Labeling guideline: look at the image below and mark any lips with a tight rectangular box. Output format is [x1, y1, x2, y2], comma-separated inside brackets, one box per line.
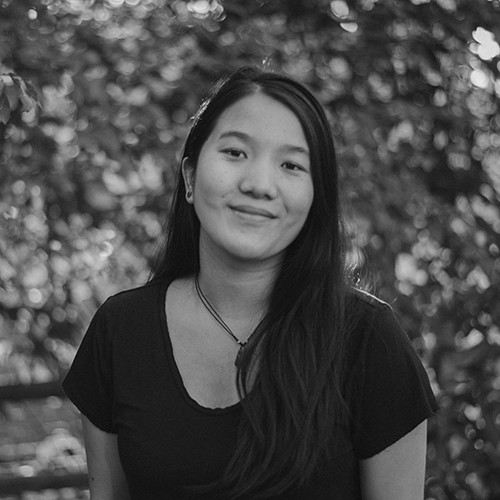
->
[230, 204, 277, 219]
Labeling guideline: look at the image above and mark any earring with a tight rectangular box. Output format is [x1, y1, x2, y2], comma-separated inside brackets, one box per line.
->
[186, 189, 193, 202]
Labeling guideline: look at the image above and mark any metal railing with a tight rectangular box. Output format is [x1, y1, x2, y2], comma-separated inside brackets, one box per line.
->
[0, 378, 89, 497]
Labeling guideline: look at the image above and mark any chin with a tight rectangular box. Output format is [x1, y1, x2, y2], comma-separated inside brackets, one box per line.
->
[225, 246, 284, 265]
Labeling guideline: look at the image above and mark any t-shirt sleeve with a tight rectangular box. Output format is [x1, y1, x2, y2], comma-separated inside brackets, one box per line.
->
[350, 303, 439, 459]
[62, 305, 116, 433]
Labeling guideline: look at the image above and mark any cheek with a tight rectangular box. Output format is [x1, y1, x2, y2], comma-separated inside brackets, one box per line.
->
[293, 184, 314, 221]
[198, 176, 224, 201]
[291, 192, 314, 242]
[193, 166, 231, 209]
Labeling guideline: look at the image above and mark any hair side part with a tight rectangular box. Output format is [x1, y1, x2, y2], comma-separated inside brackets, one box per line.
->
[149, 66, 356, 498]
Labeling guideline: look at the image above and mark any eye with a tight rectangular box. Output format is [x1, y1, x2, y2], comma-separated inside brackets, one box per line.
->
[221, 148, 246, 159]
[282, 161, 306, 172]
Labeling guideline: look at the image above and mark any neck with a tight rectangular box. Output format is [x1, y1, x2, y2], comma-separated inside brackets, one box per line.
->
[196, 252, 278, 323]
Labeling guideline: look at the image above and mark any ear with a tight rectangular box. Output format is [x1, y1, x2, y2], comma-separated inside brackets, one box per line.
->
[181, 157, 195, 204]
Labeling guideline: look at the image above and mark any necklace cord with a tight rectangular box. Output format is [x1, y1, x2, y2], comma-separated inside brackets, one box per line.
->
[194, 274, 247, 348]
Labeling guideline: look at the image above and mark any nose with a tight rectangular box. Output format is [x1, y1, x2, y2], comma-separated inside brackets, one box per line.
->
[239, 156, 278, 199]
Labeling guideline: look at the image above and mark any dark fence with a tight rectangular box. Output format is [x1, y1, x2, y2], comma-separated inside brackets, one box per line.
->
[0, 378, 89, 497]
[0, 473, 88, 497]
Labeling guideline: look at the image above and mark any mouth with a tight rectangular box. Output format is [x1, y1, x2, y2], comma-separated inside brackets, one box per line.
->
[230, 205, 277, 219]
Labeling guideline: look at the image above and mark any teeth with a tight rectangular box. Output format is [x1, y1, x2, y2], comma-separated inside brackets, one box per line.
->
[233, 206, 273, 218]
[237, 209, 268, 217]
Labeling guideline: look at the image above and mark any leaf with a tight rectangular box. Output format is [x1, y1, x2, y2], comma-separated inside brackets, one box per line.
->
[17, 77, 41, 111]
[0, 74, 41, 125]
[0, 74, 14, 86]
[4, 78, 20, 110]
[0, 94, 11, 124]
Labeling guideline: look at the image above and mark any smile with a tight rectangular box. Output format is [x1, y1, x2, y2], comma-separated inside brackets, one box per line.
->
[230, 205, 277, 219]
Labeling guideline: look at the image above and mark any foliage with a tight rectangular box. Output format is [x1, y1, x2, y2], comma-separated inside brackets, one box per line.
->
[0, 73, 40, 128]
[1, 0, 500, 498]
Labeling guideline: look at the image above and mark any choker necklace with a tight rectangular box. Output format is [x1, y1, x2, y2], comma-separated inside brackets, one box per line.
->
[194, 273, 249, 367]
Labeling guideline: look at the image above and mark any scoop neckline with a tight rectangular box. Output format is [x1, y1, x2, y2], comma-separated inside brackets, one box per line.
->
[157, 278, 243, 415]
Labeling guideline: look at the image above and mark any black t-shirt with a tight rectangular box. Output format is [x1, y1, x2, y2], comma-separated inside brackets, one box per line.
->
[63, 280, 439, 499]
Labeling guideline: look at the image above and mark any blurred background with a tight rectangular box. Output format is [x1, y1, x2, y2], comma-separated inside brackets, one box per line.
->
[0, 0, 499, 498]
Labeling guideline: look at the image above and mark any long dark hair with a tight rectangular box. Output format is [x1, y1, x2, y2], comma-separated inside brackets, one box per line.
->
[149, 67, 354, 498]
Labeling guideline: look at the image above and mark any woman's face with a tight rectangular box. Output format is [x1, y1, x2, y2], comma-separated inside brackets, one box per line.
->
[184, 93, 314, 267]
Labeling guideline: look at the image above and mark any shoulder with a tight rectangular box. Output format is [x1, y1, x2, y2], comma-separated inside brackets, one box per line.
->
[346, 288, 411, 357]
[98, 281, 165, 318]
[349, 288, 392, 313]
[90, 281, 167, 345]
[82, 281, 169, 360]
[347, 288, 396, 335]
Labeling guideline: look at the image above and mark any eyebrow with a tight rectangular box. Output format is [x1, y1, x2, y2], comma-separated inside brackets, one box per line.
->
[217, 131, 310, 157]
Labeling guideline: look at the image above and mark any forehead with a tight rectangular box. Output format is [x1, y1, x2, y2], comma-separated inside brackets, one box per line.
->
[208, 93, 308, 149]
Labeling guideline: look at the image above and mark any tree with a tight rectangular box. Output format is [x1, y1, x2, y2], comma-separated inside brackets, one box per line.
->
[1, 0, 499, 497]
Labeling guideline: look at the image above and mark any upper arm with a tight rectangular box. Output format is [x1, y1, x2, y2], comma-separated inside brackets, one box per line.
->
[82, 415, 130, 500]
[359, 420, 428, 500]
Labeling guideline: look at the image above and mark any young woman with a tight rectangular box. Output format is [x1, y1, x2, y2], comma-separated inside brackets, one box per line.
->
[63, 67, 439, 499]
